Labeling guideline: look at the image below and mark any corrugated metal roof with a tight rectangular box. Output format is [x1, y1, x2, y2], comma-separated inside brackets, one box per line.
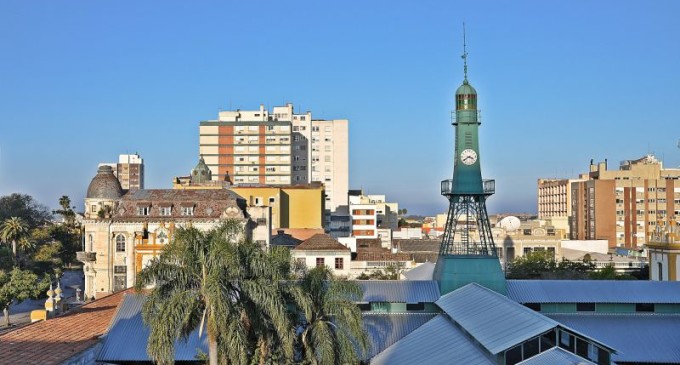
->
[549, 314, 680, 364]
[370, 315, 494, 365]
[507, 280, 680, 304]
[362, 313, 437, 360]
[97, 294, 208, 362]
[402, 262, 435, 281]
[436, 283, 559, 355]
[517, 347, 595, 365]
[357, 280, 440, 303]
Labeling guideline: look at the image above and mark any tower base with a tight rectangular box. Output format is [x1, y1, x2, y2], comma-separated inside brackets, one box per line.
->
[433, 255, 507, 295]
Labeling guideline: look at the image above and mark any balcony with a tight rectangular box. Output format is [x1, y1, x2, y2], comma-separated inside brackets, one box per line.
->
[76, 251, 96, 263]
[441, 179, 495, 196]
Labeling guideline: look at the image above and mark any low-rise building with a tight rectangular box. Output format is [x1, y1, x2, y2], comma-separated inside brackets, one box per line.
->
[291, 234, 351, 277]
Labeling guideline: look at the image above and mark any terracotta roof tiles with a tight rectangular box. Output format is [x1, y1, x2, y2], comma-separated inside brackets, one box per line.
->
[0, 289, 129, 365]
[293, 234, 350, 251]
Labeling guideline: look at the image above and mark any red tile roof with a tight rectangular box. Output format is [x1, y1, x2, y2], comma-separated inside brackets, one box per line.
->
[273, 228, 325, 241]
[294, 234, 350, 251]
[0, 289, 128, 365]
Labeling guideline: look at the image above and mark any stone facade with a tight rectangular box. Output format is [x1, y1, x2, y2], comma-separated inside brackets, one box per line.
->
[80, 167, 270, 299]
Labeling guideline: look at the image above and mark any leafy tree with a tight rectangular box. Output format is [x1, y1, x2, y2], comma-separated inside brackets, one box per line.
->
[506, 251, 595, 279]
[295, 266, 368, 365]
[0, 268, 50, 327]
[589, 264, 636, 280]
[0, 217, 28, 258]
[53, 195, 76, 226]
[0, 193, 51, 229]
[135, 220, 294, 365]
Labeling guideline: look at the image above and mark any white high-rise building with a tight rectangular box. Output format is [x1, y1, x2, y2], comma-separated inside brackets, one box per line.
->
[199, 103, 348, 212]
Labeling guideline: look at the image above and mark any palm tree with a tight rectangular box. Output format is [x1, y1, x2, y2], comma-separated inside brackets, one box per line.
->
[0, 217, 28, 258]
[135, 220, 294, 365]
[296, 266, 369, 365]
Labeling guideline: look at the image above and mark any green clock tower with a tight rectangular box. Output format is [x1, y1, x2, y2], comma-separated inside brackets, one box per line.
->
[433, 31, 507, 295]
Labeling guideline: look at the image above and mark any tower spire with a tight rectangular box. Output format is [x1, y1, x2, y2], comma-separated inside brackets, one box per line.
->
[462, 22, 468, 83]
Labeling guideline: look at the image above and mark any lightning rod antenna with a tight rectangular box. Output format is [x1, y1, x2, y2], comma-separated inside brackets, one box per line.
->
[462, 22, 468, 83]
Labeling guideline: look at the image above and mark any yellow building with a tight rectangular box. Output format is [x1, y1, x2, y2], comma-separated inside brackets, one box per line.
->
[230, 183, 325, 230]
[647, 222, 680, 281]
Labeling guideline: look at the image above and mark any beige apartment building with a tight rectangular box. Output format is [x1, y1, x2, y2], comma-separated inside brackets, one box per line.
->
[198, 103, 348, 212]
[99, 153, 144, 190]
[570, 155, 680, 249]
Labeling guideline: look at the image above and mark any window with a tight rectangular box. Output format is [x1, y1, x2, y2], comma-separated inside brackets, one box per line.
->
[88, 234, 93, 252]
[91, 205, 97, 213]
[182, 206, 194, 216]
[406, 302, 425, 311]
[159, 206, 172, 216]
[524, 303, 541, 311]
[137, 206, 150, 216]
[113, 266, 127, 291]
[636, 303, 655, 312]
[296, 258, 306, 267]
[576, 303, 596, 312]
[312, 126, 319, 132]
[269, 197, 276, 204]
[115, 235, 126, 252]
[357, 303, 371, 311]
[335, 257, 344, 270]
[316, 257, 325, 267]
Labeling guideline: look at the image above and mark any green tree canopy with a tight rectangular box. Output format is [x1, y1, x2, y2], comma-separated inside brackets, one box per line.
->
[0, 267, 50, 327]
[0, 217, 28, 258]
[0, 194, 52, 229]
[136, 220, 295, 365]
[296, 266, 369, 365]
[506, 251, 595, 279]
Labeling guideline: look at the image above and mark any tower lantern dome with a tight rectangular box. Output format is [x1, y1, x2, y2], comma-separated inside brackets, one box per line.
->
[455, 81, 477, 110]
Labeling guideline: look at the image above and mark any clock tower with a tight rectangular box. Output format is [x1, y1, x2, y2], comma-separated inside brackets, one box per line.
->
[433, 31, 507, 295]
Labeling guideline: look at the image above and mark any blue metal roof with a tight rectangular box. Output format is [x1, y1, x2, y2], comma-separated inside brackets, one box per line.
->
[436, 283, 560, 355]
[370, 315, 495, 365]
[362, 313, 437, 360]
[549, 314, 680, 364]
[516, 347, 595, 365]
[507, 280, 680, 304]
[357, 280, 440, 303]
[402, 262, 435, 281]
[97, 294, 208, 362]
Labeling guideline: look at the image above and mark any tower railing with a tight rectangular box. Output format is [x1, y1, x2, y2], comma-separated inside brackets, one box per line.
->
[441, 179, 495, 196]
[450, 110, 482, 125]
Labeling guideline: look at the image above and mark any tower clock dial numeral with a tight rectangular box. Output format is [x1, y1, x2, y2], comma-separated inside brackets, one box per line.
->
[460, 149, 478, 165]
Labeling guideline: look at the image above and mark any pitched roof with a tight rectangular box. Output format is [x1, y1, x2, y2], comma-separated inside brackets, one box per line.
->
[357, 280, 440, 303]
[0, 290, 128, 365]
[436, 283, 560, 355]
[507, 280, 680, 304]
[402, 262, 435, 281]
[98, 293, 208, 362]
[113, 189, 246, 219]
[293, 234, 350, 251]
[516, 347, 595, 365]
[362, 313, 437, 360]
[549, 314, 680, 364]
[274, 228, 325, 241]
[370, 315, 495, 365]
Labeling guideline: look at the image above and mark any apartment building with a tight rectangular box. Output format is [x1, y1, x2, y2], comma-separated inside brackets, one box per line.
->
[199, 103, 348, 212]
[570, 155, 680, 249]
[98, 153, 144, 190]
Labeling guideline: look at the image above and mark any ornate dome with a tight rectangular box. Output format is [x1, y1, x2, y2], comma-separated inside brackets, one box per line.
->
[190, 156, 212, 184]
[86, 165, 124, 199]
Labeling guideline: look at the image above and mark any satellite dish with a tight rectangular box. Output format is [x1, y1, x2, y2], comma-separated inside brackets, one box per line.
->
[499, 216, 521, 232]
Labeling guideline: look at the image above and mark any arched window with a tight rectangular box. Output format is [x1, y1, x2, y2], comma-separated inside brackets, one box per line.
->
[116, 234, 126, 252]
[88, 234, 93, 252]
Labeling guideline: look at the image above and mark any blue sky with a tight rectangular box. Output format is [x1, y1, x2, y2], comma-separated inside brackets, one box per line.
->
[1, 1, 679, 215]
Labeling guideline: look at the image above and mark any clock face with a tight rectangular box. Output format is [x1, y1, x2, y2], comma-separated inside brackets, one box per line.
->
[460, 149, 478, 165]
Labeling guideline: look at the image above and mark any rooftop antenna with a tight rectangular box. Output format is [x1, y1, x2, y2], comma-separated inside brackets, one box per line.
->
[462, 22, 469, 83]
